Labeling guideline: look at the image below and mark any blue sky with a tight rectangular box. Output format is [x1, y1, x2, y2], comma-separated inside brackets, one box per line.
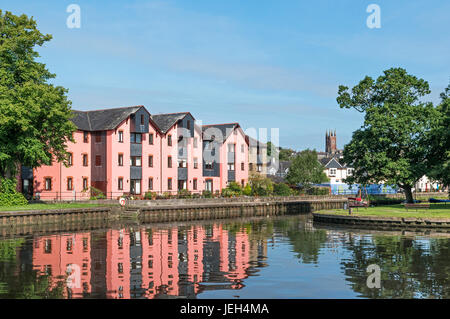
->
[2, 0, 449, 151]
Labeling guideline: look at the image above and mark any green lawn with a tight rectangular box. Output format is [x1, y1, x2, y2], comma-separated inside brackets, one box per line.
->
[0, 203, 111, 212]
[315, 204, 450, 219]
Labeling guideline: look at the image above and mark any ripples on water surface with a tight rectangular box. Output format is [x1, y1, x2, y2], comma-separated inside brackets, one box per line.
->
[0, 214, 449, 299]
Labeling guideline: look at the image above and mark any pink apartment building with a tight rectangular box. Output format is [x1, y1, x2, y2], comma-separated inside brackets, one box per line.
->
[202, 123, 249, 193]
[21, 105, 249, 200]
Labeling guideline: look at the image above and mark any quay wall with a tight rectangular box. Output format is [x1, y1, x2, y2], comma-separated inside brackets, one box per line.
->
[0, 199, 346, 230]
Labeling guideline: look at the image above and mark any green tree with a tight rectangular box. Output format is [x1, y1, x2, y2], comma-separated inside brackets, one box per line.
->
[426, 83, 450, 191]
[249, 173, 273, 196]
[286, 149, 328, 188]
[273, 183, 293, 196]
[0, 11, 76, 180]
[337, 68, 440, 203]
[279, 147, 295, 161]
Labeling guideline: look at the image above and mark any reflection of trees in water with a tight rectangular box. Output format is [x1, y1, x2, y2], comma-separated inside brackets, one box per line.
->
[341, 235, 450, 298]
[272, 217, 328, 264]
[0, 238, 64, 299]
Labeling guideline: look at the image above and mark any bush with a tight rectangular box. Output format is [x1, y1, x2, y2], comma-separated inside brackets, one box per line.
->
[221, 182, 242, 197]
[306, 187, 329, 195]
[202, 190, 213, 198]
[144, 191, 157, 200]
[177, 189, 192, 199]
[242, 184, 252, 196]
[249, 173, 273, 197]
[89, 187, 106, 200]
[0, 178, 28, 207]
[273, 183, 293, 196]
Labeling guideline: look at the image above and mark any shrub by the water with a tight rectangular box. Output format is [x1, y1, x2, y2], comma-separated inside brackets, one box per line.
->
[0, 178, 28, 207]
[273, 183, 293, 196]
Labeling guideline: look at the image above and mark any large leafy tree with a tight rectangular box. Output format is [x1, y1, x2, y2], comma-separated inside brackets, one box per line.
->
[286, 149, 329, 187]
[337, 68, 440, 203]
[426, 84, 450, 191]
[0, 11, 75, 180]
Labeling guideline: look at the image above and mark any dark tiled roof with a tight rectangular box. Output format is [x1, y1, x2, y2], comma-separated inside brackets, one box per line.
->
[71, 106, 144, 131]
[151, 112, 190, 133]
[246, 135, 267, 148]
[202, 123, 239, 142]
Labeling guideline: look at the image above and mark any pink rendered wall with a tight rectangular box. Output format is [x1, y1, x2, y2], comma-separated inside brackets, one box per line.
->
[187, 127, 203, 193]
[160, 125, 178, 194]
[33, 130, 91, 200]
[142, 123, 162, 194]
[108, 119, 131, 198]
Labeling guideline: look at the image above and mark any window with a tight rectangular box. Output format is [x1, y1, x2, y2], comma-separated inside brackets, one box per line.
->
[205, 162, 213, 170]
[241, 179, 245, 187]
[347, 168, 353, 175]
[168, 178, 172, 190]
[82, 154, 88, 166]
[241, 144, 244, 153]
[44, 239, 52, 254]
[168, 156, 172, 168]
[68, 153, 73, 166]
[45, 178, 52, 191]
[257, 164, 262, 172]
[95, 133, 102, 143]
[148, 177, 153, 190]
[118, 153, 123, 166]
[83, 132, 89, 143]
[82, 178, 88, 191]
[130, 133, 141, 144]
[118, 178, 123, 190]
[241, 162, 244, 171]
[187, 120, 191, 130]
[148, 155, 153, 167]
[193, 178, 197, 190]
[95, 155, 102, 167]
[228, 144, 235, 153]
[118, 263, 123, 274]
[149, 133, 154, 145]
[66, 239, 73, 252]
[194, 137, 198, 148]
[178, 160, 186, 168]
[329, 168, 337, 176]
[130, 156, 142, 167]
[140, 114, 145, 125]
[249, 163, 253, 171]
[193, 157, 198, 169]
[67, 177, 73, 191]
[118, 130, 124, 143]
[228, 163, 235, 171]
[168, 135, 172, 146]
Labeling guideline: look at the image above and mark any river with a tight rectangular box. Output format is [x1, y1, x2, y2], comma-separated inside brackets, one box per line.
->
[0, 214, 449, 299]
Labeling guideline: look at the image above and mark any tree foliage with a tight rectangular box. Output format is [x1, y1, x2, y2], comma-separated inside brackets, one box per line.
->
[285, 149, 328, 187]
[337, 68, 440, 203]
[426, 83, 450, 190]
[0, 11, 76, 179]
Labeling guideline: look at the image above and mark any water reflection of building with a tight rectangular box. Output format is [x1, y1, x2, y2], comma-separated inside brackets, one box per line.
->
[30, 224, 267, 299]
[32, 233, 92, 298]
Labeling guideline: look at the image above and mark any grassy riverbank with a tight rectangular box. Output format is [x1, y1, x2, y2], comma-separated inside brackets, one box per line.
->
[315, 204, 450, 219]
[0, 203, 111, 212]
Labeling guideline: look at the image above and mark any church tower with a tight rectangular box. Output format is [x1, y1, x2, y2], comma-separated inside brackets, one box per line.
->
[325, 130, 337, 154]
